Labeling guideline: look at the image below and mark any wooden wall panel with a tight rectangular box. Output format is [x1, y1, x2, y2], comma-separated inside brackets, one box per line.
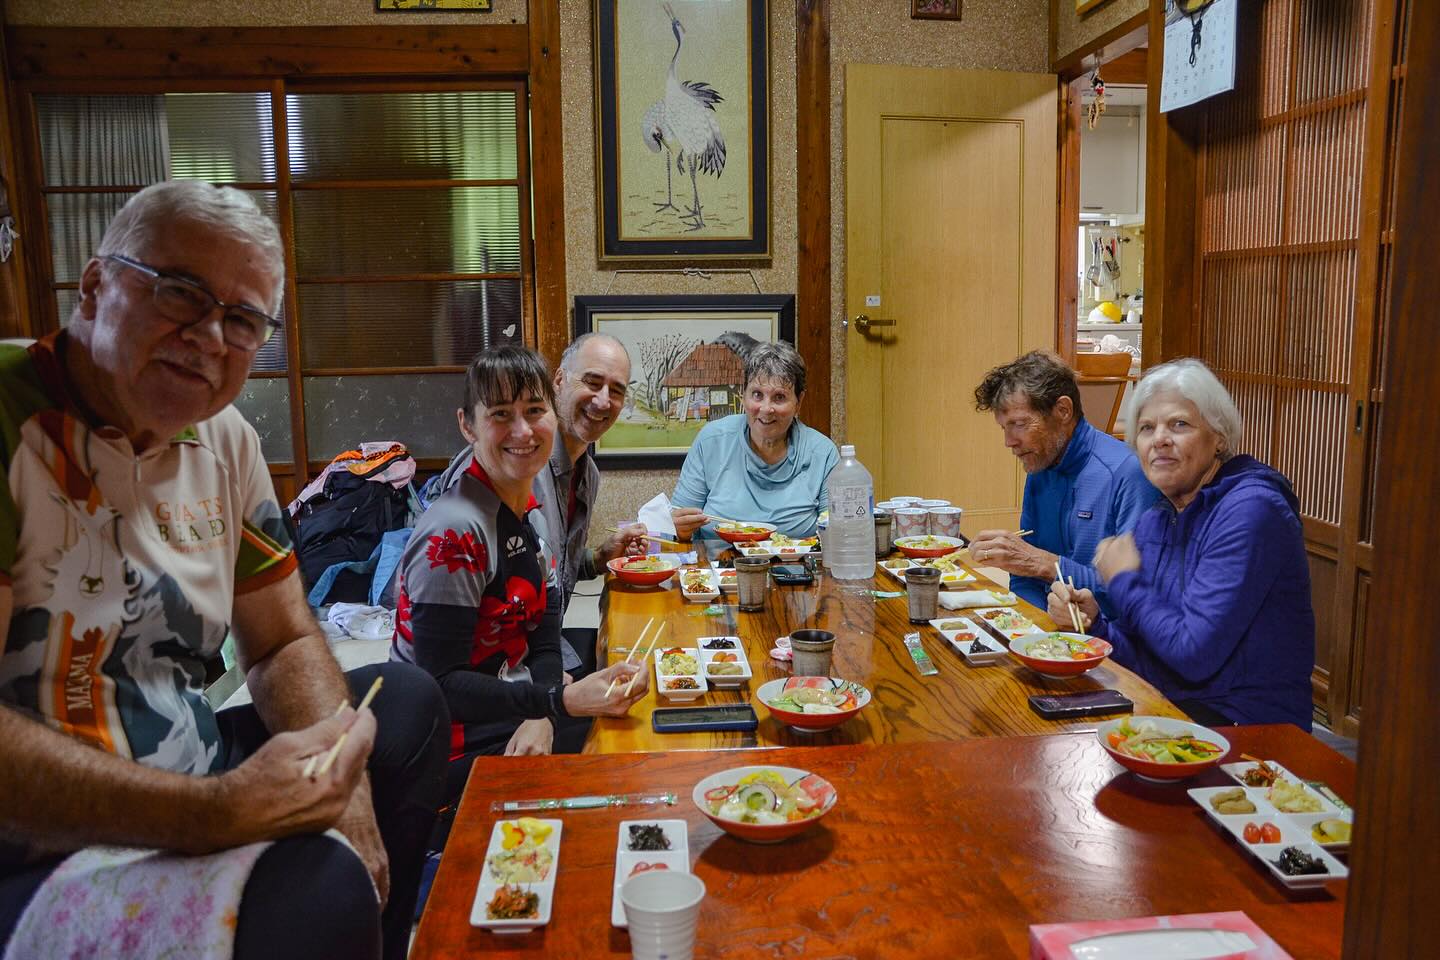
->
[1344, 0, 1438, 945]
[1307, 549, 1338, 716]
[795, 0, 832, 436]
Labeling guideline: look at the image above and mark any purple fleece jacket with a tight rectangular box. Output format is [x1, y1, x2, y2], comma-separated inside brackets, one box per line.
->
[1095, 455, 1315, 729]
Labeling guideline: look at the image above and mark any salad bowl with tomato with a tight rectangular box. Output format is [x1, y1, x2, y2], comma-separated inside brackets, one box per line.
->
[692, 766, 838, 843]
[1097, 716, 1232, 781]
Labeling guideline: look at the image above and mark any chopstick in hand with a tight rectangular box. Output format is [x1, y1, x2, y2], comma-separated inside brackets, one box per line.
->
[303, 675, 383, 779]
[1054, 562, 1086, 633]
[605, 527, 683, 548]
[605, 617, 655, 698]
[624, 622, 667, 697]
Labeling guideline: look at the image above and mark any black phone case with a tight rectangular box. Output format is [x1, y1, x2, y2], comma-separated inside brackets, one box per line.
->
[651, 706, 760, 733]
[1027, 692, 1134, 719]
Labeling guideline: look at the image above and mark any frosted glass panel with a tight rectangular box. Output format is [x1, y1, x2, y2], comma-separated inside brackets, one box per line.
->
[232, 377, 294, 464]
[286, 91, 518, 181]
[298, 279, 522, 368]
[47, 191, 278, 283]
[164, 93, 275, 183]
[303, 374, 465, 460]
[291, 188, 521, 277]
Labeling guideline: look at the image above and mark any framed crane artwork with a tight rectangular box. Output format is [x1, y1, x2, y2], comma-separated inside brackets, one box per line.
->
[593, 0, 771, 262]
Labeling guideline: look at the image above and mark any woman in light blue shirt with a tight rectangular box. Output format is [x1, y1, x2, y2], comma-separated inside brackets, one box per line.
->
[671, 341, 839, 541]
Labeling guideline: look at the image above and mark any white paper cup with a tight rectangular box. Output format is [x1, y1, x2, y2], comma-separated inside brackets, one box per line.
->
[622, 871, 706, 960]
[927, 506, 963, 538]
[889, 496, 923, 506]
[894, 507, 929, 539]
[875, 500, 903, 511]
[917, 498, 951, 509]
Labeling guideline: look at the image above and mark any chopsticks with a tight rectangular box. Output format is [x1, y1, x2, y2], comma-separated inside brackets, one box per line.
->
[624, 622, 666, 697]
[303, 675, 383, 778]
[604, 527, 685, 548]
[605, 617, 655, 698]
[1015, 529, 1034, 537]
[1054, 561, 1087, 633]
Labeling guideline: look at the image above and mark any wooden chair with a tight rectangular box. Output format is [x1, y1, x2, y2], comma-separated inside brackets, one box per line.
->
[1075, 351, 1134, 437]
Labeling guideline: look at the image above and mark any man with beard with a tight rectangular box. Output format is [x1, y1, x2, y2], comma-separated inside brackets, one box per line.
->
[0, 181, 447, 960]
[969, 350, 1158, 617]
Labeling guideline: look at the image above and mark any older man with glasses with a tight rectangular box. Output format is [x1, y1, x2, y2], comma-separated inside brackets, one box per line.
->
[0, 181, 446, 960]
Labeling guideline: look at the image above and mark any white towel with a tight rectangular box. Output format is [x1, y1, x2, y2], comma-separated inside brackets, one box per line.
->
[327, 603, 395, 642]
[939, 590, 1019, 610]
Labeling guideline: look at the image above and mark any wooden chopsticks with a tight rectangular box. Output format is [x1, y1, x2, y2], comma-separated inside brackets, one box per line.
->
[303, 675, 383, 778]
[622, 622, 666, 698]
[604, 617, 655, 698]
[1054, 561, 1088, 633]
[605, 527, 685, 548]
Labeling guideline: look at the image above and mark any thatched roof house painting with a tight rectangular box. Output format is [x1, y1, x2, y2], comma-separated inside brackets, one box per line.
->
[660, 342, 743, 422]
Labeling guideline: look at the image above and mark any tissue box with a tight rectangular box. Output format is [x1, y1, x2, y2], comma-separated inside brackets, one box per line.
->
[1029, 911, 1294, 960]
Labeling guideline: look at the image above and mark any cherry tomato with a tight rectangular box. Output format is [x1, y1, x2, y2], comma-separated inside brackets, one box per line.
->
[1260, 822, 1282, 843]
[1242, 822, 1262, 844]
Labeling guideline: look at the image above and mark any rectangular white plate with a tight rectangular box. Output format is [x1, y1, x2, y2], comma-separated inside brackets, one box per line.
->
[1187, 787, 1348, 888]
[1218, 761, 1352, 851]
[929, 616, 1006, 664]
[697, 637, 751, 688]
[970, 607, 1042, 639]
[611, 819, 690, 928]
[470, 818, 563, 932]
[757, 539, 816, 558]
[712, 564, 738, 593]
[939, 589, 1020, 609]
[654, 647, 707, 701]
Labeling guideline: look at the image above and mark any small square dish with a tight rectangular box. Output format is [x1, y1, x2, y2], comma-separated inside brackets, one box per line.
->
[929, 616, 1005, 665]
[971, 607, 1041, 639]
[698, 639, 752, 689]
[678, 567, 720, 603]
[654, 647, 707, 701]
[470, 817, 563, 932]
[715, 566, 738, 593]
[611, 819, 690, 928]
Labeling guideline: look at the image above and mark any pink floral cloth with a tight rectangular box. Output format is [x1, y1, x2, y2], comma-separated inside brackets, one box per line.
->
[2, 841, 272, 960]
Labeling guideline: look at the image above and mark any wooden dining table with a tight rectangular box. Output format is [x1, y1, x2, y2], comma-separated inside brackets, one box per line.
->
[412, 723, 1353, 959]
[585, 549, 1187, 753]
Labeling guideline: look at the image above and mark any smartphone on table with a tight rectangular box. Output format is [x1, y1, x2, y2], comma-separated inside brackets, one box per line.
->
[651, 704, 760, 733]
[771, 564, 814, 585]
[1027, 689, 1134, 720]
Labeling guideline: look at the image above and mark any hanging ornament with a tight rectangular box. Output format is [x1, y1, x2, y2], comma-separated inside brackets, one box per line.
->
[1087, 64, 1107, 131]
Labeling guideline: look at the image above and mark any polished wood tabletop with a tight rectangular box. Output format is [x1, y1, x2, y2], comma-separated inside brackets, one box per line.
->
[414, 724, 1353, 959]
[585, 553, 1186, 753]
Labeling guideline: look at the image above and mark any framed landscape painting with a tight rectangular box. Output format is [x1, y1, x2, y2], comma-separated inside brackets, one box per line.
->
[573, 294, 795, 468]
[593, 0, 771, 262]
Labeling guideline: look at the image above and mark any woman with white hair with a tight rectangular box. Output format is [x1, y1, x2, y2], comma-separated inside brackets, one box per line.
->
[1049, 358, 1315, 729]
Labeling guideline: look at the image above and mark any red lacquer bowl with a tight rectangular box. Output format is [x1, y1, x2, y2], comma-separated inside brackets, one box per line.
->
[1097, 716, 1232, 782]
[606, 555, 680, 586]
[1008, 633, 1112, 679]
[692, 765, 838, 843]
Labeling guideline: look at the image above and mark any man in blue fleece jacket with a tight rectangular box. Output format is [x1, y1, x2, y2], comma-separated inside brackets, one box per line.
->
[970, 351, 1159, 614]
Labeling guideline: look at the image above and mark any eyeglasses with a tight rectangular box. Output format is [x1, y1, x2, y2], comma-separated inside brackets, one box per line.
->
[103, 254, 281, 351]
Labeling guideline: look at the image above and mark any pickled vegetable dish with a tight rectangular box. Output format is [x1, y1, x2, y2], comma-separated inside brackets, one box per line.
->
[1107, 719, 1224, 764]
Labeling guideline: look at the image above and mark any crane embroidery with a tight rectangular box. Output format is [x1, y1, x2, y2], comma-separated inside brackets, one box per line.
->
[644, 2, 727, 232]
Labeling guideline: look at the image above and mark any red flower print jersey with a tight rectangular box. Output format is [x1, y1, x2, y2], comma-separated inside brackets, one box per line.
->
[391, 458, 563, 756]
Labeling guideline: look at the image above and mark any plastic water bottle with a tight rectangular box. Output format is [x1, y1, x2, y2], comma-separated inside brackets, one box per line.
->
[826, 445, 876, 580]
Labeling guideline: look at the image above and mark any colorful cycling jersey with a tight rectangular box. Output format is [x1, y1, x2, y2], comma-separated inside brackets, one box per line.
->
[391, 458, 563, 757]
[0, 334, 296, 775]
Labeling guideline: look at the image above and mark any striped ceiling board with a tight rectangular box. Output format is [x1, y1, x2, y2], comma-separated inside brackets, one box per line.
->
[1195, 0, 1375, 529]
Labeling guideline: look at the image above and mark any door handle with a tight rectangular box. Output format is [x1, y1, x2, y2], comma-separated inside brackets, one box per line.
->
[852, 314, 897, 334]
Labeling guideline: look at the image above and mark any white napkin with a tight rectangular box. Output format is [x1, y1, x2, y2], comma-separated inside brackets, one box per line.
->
[939, 590, 1018, 610]
[637, 491, 677, 539]
[327, 603, 395, 641]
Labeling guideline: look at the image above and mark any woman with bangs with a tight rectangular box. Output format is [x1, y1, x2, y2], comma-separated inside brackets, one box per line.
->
[392, 347, 648, 838]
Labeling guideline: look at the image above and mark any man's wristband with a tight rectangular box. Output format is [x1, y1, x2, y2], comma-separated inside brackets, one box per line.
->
[547, 684, 571, 719]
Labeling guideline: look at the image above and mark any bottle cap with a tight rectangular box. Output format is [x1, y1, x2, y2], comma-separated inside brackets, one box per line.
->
[840, 444, 855, 458]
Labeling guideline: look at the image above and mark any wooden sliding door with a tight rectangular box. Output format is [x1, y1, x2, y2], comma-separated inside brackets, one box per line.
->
[1147, 0, 1411, 733]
